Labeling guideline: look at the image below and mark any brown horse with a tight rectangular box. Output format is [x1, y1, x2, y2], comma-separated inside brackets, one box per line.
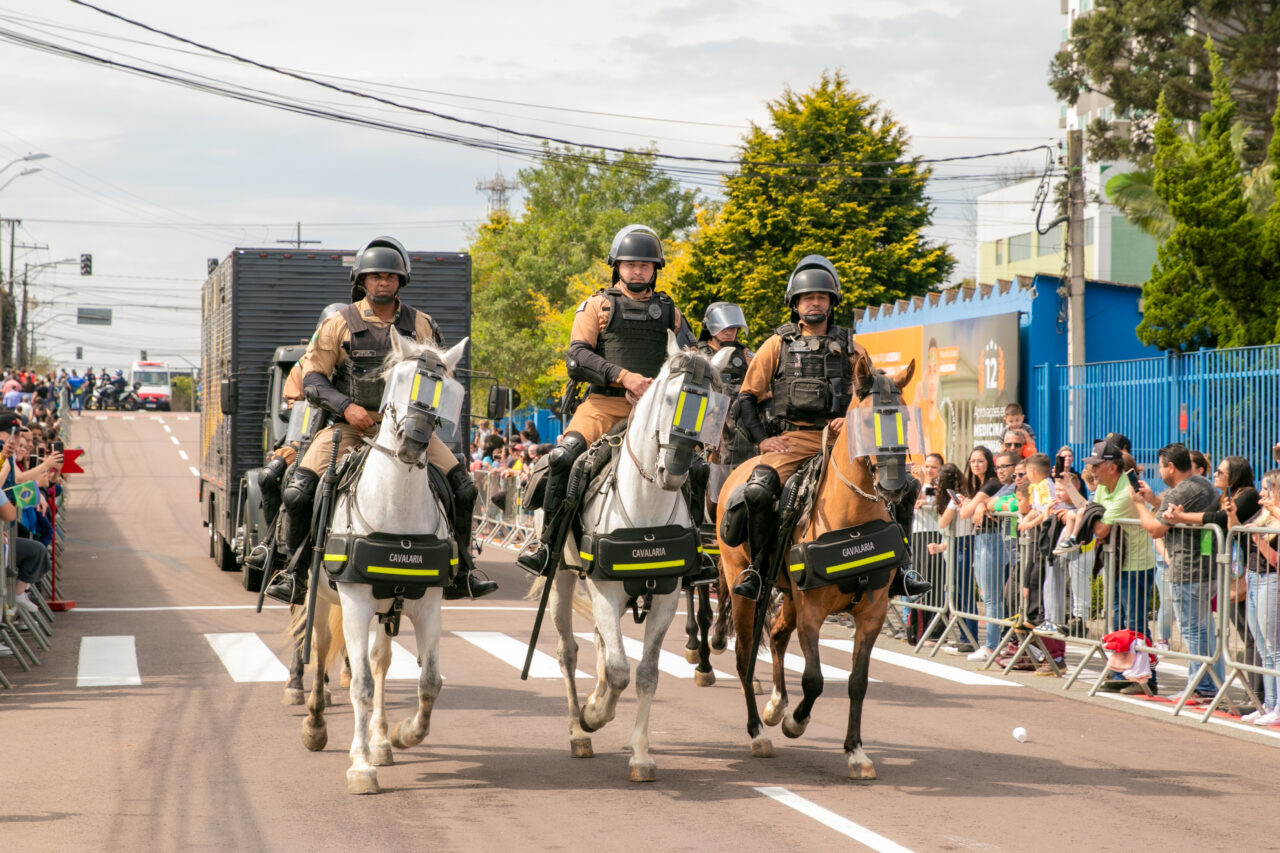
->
[716, 352, 914, 779]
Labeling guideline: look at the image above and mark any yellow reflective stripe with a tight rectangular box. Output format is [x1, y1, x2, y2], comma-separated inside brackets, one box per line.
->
[323, 554, 347, 562]
[410, 373, 421, 402]
[431, 379, 443, 407]
[612, 559, 686, 571]
[895, 411, 904, 445]
[450, 558, 459, 565]
[674, 392, 687, 427]
[365, 565, 440, 577]
[694, 395, 708, 432]
[874, 414, 883, 447]
[826, 551, 896, 574]
[579, 551, 595, 561]
[789, 563, 804, 573]
[302, 406, 312, 433]
[702, 547, 720, 555]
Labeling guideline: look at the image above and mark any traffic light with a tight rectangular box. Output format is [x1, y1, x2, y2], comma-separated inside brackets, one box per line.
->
[80, 253, 92, 275]
[75, 346, 83, 359]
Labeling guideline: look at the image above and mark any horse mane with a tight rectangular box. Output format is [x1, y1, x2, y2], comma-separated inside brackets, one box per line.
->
[378, 332, 446, 380]
[665, 348, 728, 395]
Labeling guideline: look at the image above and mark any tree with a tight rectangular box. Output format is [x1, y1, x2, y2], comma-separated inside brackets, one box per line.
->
[1139, 43, 1280, 350]
[469, 147, 697, 404]
[1049, 1, 1280, 167]
[680, 72, 953, 339]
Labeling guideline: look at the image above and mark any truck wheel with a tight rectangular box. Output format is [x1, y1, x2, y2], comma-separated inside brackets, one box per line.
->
[239, 479, 267, 592]
[213, 530, 236, 572]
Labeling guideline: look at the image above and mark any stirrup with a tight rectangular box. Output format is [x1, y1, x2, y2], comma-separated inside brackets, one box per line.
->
[516, 541, 550, 577]
[732, 567, 761, 598]
[264, 570, 307, 605]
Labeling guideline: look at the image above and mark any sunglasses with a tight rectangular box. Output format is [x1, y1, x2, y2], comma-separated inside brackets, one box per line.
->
[996, 463, 1015, 469]
[1004, 441, 1024, 448]
[1013, 471, 1027, 477]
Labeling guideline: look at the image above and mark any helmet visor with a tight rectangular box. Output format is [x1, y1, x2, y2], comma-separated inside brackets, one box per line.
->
[285, 401, 324, 444]
[703, 304, 748, 337]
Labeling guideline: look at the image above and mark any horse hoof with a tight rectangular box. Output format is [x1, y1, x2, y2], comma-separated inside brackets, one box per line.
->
[390, 719, 426, 750]
[781, 713, 808, 739]
[324, 689, 333, 707]
[750, 736, 774, 758]
[693, 669, 716, 687]
[739, 679, 764, 695]
[684, 648, 700, 664]
[370, 744, 394, 767]
[282, 687, 304, 706]
[578, 708, 601, 734]
[709, 639, 727, 654]
[571, 738, 594, 759]
[301, 722, 327, 752]
[847, 747, 876, 780]
[848, 760, 877, 780]
[629, 761, 656, 783]
[340, 669, 351, 689]
[761, 698, 786, 727]
[346, 767, 380, 795]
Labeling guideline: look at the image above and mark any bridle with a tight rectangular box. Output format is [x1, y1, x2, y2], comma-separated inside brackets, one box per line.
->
[624, 354, 722, 486]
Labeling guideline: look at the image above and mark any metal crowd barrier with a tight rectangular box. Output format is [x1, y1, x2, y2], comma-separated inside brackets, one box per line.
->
[471, 469, 537, 553]
[1221, 523, 1280, 721]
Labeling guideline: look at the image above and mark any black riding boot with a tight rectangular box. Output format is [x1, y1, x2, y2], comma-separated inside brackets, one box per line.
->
[516, 432, 587, 576]
[889, 567, 932, 599]
[264, 468, 318, 605]
[246, 456, 290, 572]
[443, 466, 498, 600]
[730, 465, 781, 600]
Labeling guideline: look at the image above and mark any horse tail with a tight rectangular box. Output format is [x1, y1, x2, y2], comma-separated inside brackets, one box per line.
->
[524, 575, 594, 624]
[283, 599, 347, 671]
[325, 599, 347, 672]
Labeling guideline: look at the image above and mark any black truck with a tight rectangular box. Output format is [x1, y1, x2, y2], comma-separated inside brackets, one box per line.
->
[199, 247, 471, 588]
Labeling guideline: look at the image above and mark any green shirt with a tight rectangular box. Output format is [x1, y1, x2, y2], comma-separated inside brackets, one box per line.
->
[1094, 481, 1156, 572]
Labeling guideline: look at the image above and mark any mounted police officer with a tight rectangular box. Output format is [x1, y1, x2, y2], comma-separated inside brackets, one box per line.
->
[264, 237, 497, 604]
[696, 302, 755, 460]
[516, 224, 693, 576]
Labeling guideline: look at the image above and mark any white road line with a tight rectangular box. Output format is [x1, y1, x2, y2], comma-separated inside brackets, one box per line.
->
[154, 416, 166, 423]
[453, 630, 588, 679]
[178, 449, 189, 460]
[176, 415, 190, 421]
[727, 637, 879, 683]
[77, 636, 142, 687]
[163, 425, 172, 433]
[1097, 693, 1280, 741]
[95, 415, 107, 420]
[188, 466, 200, 477]
[822, 640, 1021, 688]
[76, 605, 289, 612]
[755, 787, 915, 852]
[122, 415, 135, 421]
[575, 631, 733, 680]
[205, 633, 290, 683]
[170, 435, 180, 446]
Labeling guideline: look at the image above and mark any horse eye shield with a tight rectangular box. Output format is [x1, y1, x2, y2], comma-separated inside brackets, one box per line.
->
[381, 361, 465, 443]
[657, 381, 731, 448]
[846, 405, 924, 490]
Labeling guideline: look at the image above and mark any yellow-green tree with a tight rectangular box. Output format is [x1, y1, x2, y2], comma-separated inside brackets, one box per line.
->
[680, 72, 954, 340]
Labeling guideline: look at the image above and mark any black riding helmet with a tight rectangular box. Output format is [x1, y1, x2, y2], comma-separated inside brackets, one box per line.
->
[350, 236, 411, 302]
[785, 255, 841, 322]
[607, 224, 665, 286]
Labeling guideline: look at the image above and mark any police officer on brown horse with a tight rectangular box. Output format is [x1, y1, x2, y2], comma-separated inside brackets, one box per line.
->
[516, 224, 693, 576]
[723, 256, 929, 601]
[265, 237, 497, 604]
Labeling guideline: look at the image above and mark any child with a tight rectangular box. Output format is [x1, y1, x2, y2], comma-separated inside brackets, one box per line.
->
[1018, 454, 1065, 633]
[1004, 403, 1037, 448]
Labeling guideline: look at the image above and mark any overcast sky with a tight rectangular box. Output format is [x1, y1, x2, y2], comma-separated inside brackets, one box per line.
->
[0, 0, 1063, 370]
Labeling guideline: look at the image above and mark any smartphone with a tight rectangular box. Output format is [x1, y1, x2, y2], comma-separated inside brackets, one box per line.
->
[1054, 455, 1065, 477]
[923, 485, 936, 496]
[947, 488, 964, 505]
[27, 454, 38, 469]
[1126, 470, 1140, 491]
[53, 440, 64, 453]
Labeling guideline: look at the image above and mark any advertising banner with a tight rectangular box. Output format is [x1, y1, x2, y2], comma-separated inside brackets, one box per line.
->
[856, 312, 1020, 463]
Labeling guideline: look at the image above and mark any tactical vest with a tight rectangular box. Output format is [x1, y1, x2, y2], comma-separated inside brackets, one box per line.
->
[767, 323, 854, 430]
[696, 341, 749, 390]
[591, 287, 676, 393]
[333, 303, 424, 409]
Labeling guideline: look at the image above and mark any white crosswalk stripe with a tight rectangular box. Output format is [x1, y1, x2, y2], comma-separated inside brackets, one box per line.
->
[574, 632, 733, 680]
[206, 633, 290, 682]
[77, 636, 142, 687]
[454, 630, 588, 679]
[726, 637, 880, 683]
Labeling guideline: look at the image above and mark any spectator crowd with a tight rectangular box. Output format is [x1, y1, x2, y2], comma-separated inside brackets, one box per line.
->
[0, 368, 68, 658]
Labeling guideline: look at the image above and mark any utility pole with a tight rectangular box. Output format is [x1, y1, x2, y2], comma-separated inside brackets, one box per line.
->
[476, 171, 519, 217]
[0, 218, 17, 369]
[18, 264, 28, 367]
[276, 222, 320, 250]
[1067, 130, 1086, 367]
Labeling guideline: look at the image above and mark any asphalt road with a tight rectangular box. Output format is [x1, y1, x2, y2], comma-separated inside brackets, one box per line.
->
[3, 411, 1277, 853]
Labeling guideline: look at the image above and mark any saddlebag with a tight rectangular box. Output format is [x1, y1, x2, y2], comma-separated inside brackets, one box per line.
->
[580, 524, 700, 596]
[323, 532, 457, 600]
[787, 519, 907, 595]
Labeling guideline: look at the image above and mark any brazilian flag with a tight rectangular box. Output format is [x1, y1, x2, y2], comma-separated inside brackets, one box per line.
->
[11, 482, 38, 510]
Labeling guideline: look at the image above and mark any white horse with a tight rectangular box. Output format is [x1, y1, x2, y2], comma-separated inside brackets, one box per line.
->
[548, 334, 733, 781]
[295, 331, 467, 795]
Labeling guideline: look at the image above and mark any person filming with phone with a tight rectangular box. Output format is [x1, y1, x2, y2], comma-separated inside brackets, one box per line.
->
[1084, 438, 1157, 639]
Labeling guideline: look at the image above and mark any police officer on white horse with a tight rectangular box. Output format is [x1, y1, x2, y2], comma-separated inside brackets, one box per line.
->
[516, 224, 694, 576]
[264, 237, 497, 604]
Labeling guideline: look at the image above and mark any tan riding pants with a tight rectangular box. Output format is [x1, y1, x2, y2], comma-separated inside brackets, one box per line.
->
[565, 393, 633, 445]
[299, 422, 458, 475]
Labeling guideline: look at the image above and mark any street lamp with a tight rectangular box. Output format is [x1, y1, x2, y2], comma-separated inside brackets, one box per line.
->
[0, 167, 41, 195]
[0, 153, 49, 178]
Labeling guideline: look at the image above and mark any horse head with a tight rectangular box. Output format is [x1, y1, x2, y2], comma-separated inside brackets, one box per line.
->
[378, 331, 469, 465]
[630, 332, 735, 492]
[850, 350, 919, 528]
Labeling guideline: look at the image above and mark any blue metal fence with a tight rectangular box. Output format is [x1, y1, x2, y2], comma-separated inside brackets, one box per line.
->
[1054, 344, 1280, 483]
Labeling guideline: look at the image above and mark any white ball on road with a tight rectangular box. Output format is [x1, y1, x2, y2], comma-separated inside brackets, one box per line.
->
[1012, 726, 1027, 743]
